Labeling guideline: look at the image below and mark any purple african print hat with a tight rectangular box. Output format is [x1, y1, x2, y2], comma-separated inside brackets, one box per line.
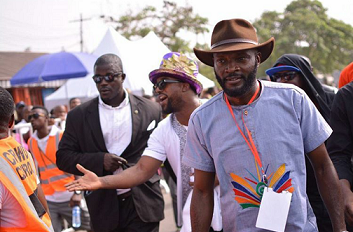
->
[149, 52, 203, 94]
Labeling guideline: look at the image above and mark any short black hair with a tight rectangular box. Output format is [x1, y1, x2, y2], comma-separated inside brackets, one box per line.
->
[32, 106, 49, 116]
[0, 87, 15, 126]
[69, 97, 79, 104]
[94, 54, 123, 72]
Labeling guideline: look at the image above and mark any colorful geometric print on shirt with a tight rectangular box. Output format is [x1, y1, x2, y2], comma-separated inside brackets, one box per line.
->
[230, 163, 294, 209]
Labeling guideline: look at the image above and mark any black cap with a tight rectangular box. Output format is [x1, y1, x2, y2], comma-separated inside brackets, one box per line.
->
[16, 101, 26, 109]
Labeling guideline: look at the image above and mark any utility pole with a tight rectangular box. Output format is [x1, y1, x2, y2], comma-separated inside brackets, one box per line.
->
[69, 14, 91, 52]
[79, 14, 83, 52]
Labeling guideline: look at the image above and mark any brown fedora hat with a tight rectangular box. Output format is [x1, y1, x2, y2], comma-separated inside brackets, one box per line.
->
[194, 18, 275, 66]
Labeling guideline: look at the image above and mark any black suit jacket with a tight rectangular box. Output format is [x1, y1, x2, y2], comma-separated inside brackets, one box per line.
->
[56, 94, 164, 232]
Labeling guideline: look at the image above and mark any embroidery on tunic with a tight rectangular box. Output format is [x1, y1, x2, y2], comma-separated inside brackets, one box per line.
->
[230, 163, 294, 209]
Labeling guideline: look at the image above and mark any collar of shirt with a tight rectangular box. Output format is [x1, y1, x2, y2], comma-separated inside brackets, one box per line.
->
[18, 119, 27, 124]
[98, 89, 130, 110]
[32, 125, 60, 141]
[31, 125, 60, 153]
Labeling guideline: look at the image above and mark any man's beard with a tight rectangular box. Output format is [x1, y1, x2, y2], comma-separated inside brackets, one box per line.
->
[162, 99, 174, 115]
[160, 94, 180, 115]
[215, 61, 258, 98]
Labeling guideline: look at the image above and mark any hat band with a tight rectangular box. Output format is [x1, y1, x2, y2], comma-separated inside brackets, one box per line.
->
[211, 38, 258, 49]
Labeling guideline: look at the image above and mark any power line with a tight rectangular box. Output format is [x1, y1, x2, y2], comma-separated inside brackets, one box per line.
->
[0, 15, 78, 33]
[69, 14, 93, 52]
[0, 31, 79, 41]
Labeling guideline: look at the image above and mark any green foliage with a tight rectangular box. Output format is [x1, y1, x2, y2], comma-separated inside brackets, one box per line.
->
[192, 42, 216, 84]
[199, 63, 219, 88]
[253, 0, 353, 76]
[112, 1, 209, 53]
[107, 0, 353, 82]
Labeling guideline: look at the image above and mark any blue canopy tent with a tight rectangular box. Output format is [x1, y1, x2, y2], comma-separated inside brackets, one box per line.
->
[10, 52, 97, 85]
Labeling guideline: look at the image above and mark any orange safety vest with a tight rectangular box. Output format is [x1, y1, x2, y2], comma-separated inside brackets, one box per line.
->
[0, 136, 53, 232]
[28, 132, 74, 196]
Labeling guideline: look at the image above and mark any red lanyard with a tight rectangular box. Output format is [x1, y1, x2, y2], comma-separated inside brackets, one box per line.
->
[224, 82, 268, 184]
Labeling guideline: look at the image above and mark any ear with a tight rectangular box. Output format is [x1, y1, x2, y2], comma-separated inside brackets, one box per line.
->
[121, 73, 126, 81]
[181, 82, 190, 92]
[256, 52, 261, 67]
[8, 114, 15, 129]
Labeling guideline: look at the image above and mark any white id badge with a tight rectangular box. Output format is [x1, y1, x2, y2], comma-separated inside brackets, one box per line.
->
[255, 187, 292, 232]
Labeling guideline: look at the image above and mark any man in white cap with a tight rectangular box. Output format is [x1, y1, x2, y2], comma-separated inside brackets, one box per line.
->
[182, 18, 346, 232]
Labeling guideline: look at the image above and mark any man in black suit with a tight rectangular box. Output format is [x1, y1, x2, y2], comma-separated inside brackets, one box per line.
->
[56, 54, 164, 232]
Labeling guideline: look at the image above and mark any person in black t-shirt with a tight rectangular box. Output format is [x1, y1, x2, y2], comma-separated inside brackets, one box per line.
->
[327, 82, 353, 231]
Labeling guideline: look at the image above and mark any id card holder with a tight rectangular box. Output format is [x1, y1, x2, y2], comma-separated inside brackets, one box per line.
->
[255, 187, 292, 232]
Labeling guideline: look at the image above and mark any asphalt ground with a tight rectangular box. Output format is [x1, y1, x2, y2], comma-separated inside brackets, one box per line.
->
[70, 187, 177, 232]
[160, 188, 178, 232]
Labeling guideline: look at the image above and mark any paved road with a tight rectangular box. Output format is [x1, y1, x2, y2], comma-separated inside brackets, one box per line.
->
[73, 187, 177, 232]
[160, 189, 177, 232]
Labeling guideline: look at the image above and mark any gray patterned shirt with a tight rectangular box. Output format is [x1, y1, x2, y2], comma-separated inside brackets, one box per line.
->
[183, 81, 331, 232]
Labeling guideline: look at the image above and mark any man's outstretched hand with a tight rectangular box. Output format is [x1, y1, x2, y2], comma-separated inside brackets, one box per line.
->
[65, 164, 102, 191]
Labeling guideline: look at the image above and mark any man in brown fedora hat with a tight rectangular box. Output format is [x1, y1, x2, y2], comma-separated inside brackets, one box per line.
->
[182, 18, 346, 232]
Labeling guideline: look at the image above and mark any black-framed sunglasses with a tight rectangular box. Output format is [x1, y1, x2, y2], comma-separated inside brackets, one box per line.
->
[92, 72, 124, 84]
[28, 113, 46, 120]
[271, 71, 298, 82]
[153, 79, 182, 91]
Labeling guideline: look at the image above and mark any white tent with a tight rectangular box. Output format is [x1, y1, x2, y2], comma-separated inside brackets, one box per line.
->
[93, 27, 215, 96]
[44, 76, 99, 112]
[45, 27, 215, 110]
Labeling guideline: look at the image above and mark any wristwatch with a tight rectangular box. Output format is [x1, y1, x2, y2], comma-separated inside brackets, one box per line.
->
[74, 190, 82, 195]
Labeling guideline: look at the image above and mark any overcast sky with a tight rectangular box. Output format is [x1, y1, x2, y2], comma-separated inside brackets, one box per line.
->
[1, 0, 352, 53]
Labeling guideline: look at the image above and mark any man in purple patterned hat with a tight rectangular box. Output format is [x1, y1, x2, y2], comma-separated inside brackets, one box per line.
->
[65, 52, 223, 231]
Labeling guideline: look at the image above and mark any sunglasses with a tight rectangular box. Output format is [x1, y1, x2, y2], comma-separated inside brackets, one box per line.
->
[28, 113, 46, 120]
[271, 71, 298, 82]
[92, 72, 124, 84]
[153, 79, 182, 91]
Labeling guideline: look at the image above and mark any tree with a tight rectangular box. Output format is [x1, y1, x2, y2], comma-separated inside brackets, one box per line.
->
[193, 42, 220, 87]
[111, 1, 209, 53]
[253, 0, 353, 78]
[105, 1, 219, 83]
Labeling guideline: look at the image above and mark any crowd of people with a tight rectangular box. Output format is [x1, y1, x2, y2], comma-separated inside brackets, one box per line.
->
[1, 17, 353, 232]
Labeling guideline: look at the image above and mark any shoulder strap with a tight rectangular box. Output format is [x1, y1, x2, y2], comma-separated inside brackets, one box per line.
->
[28, 137, 34, 153]
[54, 131, 63, 150]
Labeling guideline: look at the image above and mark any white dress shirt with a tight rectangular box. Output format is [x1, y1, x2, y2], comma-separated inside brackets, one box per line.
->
[142, 115, 185, 226]
[98, 89, 132, 195]
[17, 119, 30, 134]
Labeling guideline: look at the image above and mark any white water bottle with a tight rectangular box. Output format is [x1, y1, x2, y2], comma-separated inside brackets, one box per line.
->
[72, 206, 81, 228]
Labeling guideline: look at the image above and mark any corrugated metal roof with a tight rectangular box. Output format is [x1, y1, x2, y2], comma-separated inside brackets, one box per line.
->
[0, 79, 65, 89]
[0, 51, 47, 79]
[0, 51, 67, 88]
